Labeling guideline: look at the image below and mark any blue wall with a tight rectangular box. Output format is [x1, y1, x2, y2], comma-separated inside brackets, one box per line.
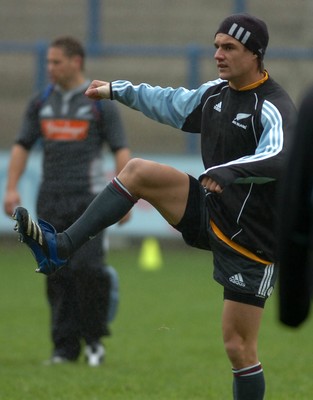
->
[0, 151, 203, 238]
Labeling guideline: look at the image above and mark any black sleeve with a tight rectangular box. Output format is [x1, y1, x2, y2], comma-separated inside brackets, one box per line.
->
[15, 94, 42, 150]
[99, 100, 129, 152]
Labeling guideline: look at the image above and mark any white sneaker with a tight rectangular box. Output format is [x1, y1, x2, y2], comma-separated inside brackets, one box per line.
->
[85, 342, 105, 367]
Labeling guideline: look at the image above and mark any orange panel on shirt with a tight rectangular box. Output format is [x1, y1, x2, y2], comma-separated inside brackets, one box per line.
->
[41, 119, 90, 141]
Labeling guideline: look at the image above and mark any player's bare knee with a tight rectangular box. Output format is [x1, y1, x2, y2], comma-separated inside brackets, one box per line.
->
[118, 158, 150, 197]
[120, 158, 151, 184]
[224, 337, 248, 366]
[225, 338, 243, 359]
[224, 337, 258, 368]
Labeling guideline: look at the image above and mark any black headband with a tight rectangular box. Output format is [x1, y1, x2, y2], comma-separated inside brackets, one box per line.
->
[216, 13, 269, 59]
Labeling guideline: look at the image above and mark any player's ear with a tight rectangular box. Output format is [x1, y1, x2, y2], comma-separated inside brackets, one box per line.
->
[72, 54, 83, 70]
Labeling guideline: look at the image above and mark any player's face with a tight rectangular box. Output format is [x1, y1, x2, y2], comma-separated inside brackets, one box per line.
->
[47, 47, 81, 89]
[214, 33, 259, 89]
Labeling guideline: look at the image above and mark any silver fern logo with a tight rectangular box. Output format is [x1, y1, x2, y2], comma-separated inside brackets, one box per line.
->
[232, 113, 251, 129]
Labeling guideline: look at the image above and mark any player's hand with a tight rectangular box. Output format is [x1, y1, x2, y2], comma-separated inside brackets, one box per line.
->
[200, 176, 223, 194]
[4, 189, 20, 216]
[85, 80, 111, 100]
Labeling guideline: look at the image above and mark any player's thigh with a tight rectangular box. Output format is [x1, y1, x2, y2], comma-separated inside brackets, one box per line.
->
[119, 158, 190, 225]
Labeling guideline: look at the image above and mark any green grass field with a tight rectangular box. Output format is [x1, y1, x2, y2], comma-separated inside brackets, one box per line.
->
[0, 238, 313, 399]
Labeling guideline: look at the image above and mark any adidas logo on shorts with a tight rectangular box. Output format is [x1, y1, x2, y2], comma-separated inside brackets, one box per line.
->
[229, 273, 246, 287]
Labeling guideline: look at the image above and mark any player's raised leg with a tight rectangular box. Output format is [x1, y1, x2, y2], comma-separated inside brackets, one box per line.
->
[13, 158, 190, 275]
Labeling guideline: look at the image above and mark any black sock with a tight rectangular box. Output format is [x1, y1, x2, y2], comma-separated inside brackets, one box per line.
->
[57, 178, 137, 258]
[232, 362, 265, 400]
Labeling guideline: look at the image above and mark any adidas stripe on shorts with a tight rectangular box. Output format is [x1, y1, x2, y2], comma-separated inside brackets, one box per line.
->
[209, 229, 277, 307]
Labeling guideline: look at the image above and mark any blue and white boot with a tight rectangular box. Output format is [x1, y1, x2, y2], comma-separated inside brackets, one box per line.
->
[13, 207, 68, 275]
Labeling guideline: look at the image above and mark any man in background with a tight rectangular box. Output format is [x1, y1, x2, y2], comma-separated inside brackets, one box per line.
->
[4, 36, 131, 366]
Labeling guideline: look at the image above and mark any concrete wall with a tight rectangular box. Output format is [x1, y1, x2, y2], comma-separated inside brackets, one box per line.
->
[1, 0, 313, 153]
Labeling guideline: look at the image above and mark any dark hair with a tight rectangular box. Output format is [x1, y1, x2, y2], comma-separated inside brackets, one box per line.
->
[50, 36, 85, 69]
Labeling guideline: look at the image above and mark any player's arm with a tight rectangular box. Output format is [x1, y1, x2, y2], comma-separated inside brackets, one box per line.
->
[112, 146, 132, 226]
[101, 99, 132, 225]
[114, 147, 131, 175]
[86, 79, 217, 130]
[4, 144, 29, 216]
[113, 147, 132, 225]
[200, 100, 293, 189]
[4, 93, 41, 216]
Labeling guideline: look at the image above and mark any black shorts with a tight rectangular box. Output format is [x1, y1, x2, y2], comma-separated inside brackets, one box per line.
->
[173, 175, 277, 308]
